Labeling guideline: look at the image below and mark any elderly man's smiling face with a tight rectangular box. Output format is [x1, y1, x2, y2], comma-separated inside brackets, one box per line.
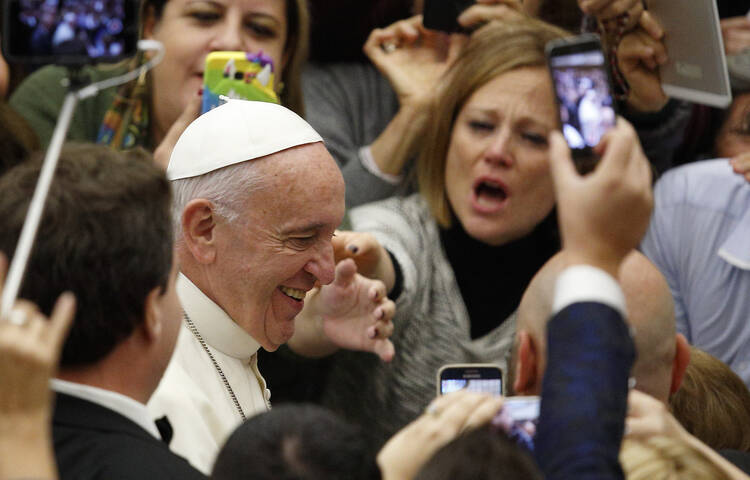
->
[209, 142, 345, 351]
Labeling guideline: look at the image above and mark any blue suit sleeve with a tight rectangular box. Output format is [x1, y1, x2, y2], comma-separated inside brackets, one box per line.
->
[534, 302, 635, 480]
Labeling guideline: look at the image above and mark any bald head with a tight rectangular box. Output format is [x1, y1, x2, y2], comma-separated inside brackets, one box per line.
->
[515, 251, 683, 402]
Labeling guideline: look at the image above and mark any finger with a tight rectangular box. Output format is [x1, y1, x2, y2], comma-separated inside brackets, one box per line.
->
[598, 0, 640, 21]
[438, 393, 491, 436]
[462, 396, 504, 432]
[721, 16, 750, 29]
[333, 258, 358, 288]
[373, 338, 395, 362]
[595, 118, 638, 176]
[446, 33, 468, 65]
[457, 4, 522, 28]
[369, 281, 387, 302]
[376, 299, 396, 322]
[578, 0, 611, 14]
[46, 292, 75, 355]
[639, 11, 664, 40]
[734, 152, 750, 172]
[548, 131, 579, 189]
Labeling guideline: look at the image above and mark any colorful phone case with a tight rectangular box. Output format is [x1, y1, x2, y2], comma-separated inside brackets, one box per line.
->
[201, 51, 279, 114]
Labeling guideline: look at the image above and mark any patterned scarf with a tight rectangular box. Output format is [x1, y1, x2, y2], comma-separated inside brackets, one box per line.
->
[96, 54, 151, 150]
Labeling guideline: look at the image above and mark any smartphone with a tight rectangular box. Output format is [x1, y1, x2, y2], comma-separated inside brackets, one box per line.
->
[492, 396, 540, 451]
[422, 0, 475, 33]
[2, 0, 139, 65]
[437, 363, 503, 396]
[546, 34, 617, 174]
[201, 51, 279, 115]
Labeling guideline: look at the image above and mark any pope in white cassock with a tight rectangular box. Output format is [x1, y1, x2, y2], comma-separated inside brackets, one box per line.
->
[148, 100, 396, 474]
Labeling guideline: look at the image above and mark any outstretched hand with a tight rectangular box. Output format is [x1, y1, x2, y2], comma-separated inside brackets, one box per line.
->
[549, 118, 653, 277]
[316, 259, 395, 362]
[364, 15, 466, 110]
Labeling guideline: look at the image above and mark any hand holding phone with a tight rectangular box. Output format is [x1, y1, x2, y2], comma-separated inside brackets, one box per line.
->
[546, 34, 617, 174]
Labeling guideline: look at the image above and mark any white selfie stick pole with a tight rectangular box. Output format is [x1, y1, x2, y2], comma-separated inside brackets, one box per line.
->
[0, 39, 164, 320]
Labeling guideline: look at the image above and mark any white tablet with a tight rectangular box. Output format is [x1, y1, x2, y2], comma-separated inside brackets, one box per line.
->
[647, 0, 732, 108]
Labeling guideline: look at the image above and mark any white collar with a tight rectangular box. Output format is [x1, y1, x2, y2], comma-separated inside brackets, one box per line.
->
[51, 379, 160, 439]
[177, 273, 261, 361]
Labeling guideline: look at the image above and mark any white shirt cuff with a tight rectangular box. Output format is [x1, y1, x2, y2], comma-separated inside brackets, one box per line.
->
[359, 146, 403, 185]
[552, 265, 627, 319]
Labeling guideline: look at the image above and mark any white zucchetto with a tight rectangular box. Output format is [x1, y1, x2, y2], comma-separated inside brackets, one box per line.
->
[166, 100, 323, 181]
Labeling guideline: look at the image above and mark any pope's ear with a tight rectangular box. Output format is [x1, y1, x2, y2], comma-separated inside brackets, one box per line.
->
[181, 199, 218, 264]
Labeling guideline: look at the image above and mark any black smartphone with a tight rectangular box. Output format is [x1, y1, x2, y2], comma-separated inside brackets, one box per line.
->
[2, 0, 139, 65]
[422, 0, 475, 33]
[437, 363, 503, 396]
[546, 34, 617, 174]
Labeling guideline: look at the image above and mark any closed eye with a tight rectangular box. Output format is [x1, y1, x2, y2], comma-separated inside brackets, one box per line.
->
[521, 132, 548, 147]
[469, 120, 495, 132]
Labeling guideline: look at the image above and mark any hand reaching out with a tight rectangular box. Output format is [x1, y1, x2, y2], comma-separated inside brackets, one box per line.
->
[364, 15, 466, 110]
[315, 259, 395, 362]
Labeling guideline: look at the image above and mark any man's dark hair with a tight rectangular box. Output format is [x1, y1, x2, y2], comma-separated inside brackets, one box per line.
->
[211, 404, 380, 480]
[0, 143, 173, 366]
[415, 425, 542, 480]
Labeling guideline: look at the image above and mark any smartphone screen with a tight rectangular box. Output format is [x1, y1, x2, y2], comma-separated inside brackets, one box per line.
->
[492, 396, 540, 452]
[201, 51, 279, 115]
[547, 34, 616, 172]
[438, 364, 503, 396]
[2, 0, 139, 65]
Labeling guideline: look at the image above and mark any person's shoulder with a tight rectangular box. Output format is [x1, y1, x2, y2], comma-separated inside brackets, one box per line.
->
[655, 159, 750, 214]
[349, 194, 426, 225]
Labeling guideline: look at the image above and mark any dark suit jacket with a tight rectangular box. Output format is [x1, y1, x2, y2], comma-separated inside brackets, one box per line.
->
[53, 392, 206, 480]
[535, 302, 635, 480]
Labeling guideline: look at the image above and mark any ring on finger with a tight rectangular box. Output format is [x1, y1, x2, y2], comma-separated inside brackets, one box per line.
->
[381, 41, 398, 53]
[425, 402, 440, 417]
[8, 308, 29, 326]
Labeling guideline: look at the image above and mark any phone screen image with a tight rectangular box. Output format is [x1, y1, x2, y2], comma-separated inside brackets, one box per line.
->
[440, 378, 502, 395]
[492, 396, 540, 452]
[3, 0, 138, 64]
[549, 49, 616, 153]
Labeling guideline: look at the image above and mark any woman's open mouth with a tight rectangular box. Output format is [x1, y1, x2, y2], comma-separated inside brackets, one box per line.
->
[471, 178, 509, 213]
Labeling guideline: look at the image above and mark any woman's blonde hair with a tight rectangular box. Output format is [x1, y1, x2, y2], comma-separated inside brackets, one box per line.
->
[620, 436, 730, 480]
[139, 0, 309, 116]
[417, 17, 569, 227]
[669, 347, 750, 452]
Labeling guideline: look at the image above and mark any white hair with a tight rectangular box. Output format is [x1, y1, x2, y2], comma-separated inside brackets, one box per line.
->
[170, 160, 267, 243]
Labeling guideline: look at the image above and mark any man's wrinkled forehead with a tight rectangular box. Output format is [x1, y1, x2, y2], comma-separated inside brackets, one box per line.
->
[166, 100, 323, 181]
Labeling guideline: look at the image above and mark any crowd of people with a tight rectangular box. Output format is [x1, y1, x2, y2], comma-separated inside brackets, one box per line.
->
[2, 0, 750, 479]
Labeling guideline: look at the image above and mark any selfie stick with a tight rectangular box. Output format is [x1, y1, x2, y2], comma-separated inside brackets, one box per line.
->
[0, 39, 165, 320]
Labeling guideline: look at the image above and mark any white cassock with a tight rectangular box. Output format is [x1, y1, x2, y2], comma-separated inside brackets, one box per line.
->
[148, 273, 271, 474]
